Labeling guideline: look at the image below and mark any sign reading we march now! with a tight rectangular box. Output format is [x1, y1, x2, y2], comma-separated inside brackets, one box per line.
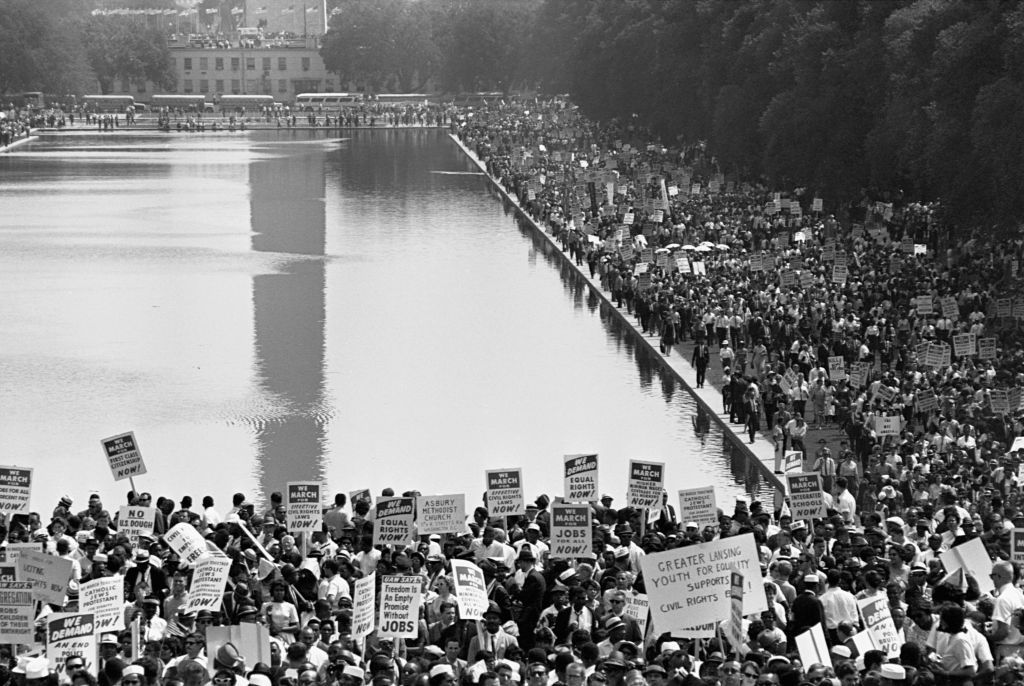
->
[101, 432, 147, 481]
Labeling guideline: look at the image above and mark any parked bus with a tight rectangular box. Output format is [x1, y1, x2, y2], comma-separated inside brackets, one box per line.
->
[372, 93, 432, 105]
[150, 94, 213, 112]
[83, 95, 135, 112]
[217, 94, 275, 113]
[294, 92, 363, 111]
[20, 92, 45, 108]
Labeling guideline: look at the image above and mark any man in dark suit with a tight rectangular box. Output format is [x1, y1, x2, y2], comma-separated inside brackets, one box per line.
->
[789, 575, 827, 641]
[692, 339, 711, 388]
[654, 490, 677, 535]
[123, 546, 169, 600]
[512, 547, 546, 648]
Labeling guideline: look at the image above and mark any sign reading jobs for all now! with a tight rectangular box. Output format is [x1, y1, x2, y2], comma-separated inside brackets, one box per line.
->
[286, 482, 322, 534]
[639, 533, 765, 636]
[678, 487, 717, 529]
[101, 431, 147, 481]
[378, 576, 422, 639]
[550, 504, 592, 558]
[486, 469, 525, 517]
[373, 497, 415, 546]
[563, 454, 598, 502]
[627, 460, 664, 509]
[0, 466, 32, 513]
[416, 494, 466, 536]
[787, 472, 827, 519]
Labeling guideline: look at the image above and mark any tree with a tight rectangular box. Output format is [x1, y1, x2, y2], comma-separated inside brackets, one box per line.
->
[81, 16, 175, 94]
[0, 0, 89, 96]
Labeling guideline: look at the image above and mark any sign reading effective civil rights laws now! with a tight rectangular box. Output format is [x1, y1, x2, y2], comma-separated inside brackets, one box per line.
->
[563, 454, 598, 502]
[486, 469, 525, 517]
[286, 482, 322, 534]
[101, 431, 147, 481]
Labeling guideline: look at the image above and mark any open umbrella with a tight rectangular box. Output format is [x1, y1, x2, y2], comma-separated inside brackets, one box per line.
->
[716, 244, 730, 251]
[633, 234, 648, 247]
[655, 248, 670, 254]
[695, 245, 712, 252]
[681, 245, 697, 251]
[665, 243, 681, 249]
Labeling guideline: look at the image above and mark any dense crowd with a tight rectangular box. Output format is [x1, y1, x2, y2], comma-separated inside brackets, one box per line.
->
[0, 106, 72, 147]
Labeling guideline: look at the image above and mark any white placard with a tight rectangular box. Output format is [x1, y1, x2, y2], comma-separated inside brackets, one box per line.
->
[378, 576, 422, 638]
[485, 469, 525, 517]
[450, 560, 489, 620]
[372, 497, 415, 547]
[786, 473, 826, 519]
[416, 494, 466, 536]
[549, 504, 592, 558]
[184, 555, 233, 615]
[101, 431, 147, 481]
[677, 487, 717, 529]
[352, 572, 376, 637]
[80, 576, 126, 633]
[627, 460, 664, 509]
[564, 454, 598, 502]
[0, 467, 32, 513]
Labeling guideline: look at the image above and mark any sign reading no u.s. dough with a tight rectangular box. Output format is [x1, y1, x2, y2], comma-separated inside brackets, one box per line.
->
[564, 454, 598, 502]
[639, 532, 765, 635]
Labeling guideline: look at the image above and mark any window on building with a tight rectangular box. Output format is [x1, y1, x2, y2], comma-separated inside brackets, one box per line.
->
[301, 57, 310, 71]
[246, 79, 258, 92]
[215, 57, 224, 71]
[199, 57, 208, 71]
[278, 79, 287, 93]
[184, 79, 194, 93]
[246, 57, 255, 70]
[215, 79, 224, 93]
[231, 79, 240, 94]
[231, 57, 240, 71]
[199, 79, 209, 93]
[184, 57, 192, 70]
[262, 57, 271, 72]
[325, 80, 334, 91]
[278, 57, 287, 71]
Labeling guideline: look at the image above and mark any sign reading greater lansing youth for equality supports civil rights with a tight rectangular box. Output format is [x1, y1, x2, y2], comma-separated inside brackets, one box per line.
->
[80, 576, 126, 633]
[373, 497, 415, 547]
[485, 469, 525, 517]
[19, 549, 72, 605]
[786, 473, 826, 519]
[378, 575, 422, 638]
[450, 559, 489, 620]
[678, 487, 717, 529]
[352, 572, 376, 637]
[627, 460, 664, 509]
[416, 494, 466, 536]
[858, 596, 901, 658]
[0, 466, 32, 513]
[563, 454, 598, 502]
[165, 522, 208, 567]
[639, 532, 765, 636]
[184, 555, 232, 615]
[117, 506, 156, 550]
[47, 613, 97, 674]
[100, 431, 147, 481]
[0, 582, 35, 644]
[286, 482, 322, 534]
[550, 504, 592, 558]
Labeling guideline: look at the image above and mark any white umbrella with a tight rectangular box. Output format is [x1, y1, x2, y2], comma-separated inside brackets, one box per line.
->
[633, 234, 648, 247]
[681, 245, 697, 251]
[716, 244, 730, 251]
[655, 248, 670, 254]
[695, 245, 712, 252]
[665, 243, 681, 249]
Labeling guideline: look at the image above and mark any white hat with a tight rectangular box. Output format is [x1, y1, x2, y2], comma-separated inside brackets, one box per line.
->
[123, 666, 146, 678]
[343, 666, 365, 680]
[830, 646, 852, 659]
[685, 522, 699, 529]
[879, 664, 906, 681]
[25, 657, 50, 680]
[249, 676, 272, 686]
[803, 574, 819, 584]
[660, 641, 682, 653]
[430, 665, 455, 679]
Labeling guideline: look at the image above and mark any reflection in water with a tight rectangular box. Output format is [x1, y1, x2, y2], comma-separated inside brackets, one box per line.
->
[250, 147, 329, 495]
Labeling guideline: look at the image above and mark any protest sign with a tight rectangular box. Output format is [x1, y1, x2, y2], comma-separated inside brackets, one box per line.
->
[100, 431, 147, 481]
[80, 576, 126, 633]
[822, 244, 836, 262]
[875, 415, 902, 437]
[998, 298, 1012, 317]
[828, 356, 846, 380]
[352, 572, 376, 637]
[416, 494, 466, 536]
[286, 482, 322, 534]
[624, 592, 650, 637]
[1012, 530, 1024, 565]
[117, 506, 156, 549]
[786, 473, 826, 519]
[47, 613, 97, 674]
[640, 533, 765, 635]
[916, 390, 938, 413]
[875, 384, 896, 403]
[349, 489, 371, 506]
[165, 522, 208, 567]
[485, 469, 525, 517]
[372, 497, 415, 547]
[550, 504, 592, 558]
[812, 198, 823, 212]
[784, 451, 803, 473]
[0, 582, 34, 644]
[858, 596, 901, 658]
[692, 261, 706, 275]
[183, 555, 232, 615]
[19, 549, 72, 605]
[952, 333, 975, 358]
[378, 576, 422, 638]
[992, 390, 1010, 415]
[941, 537, 994, 595]
[676, 256, 691, 274]
[834, 251, 848, 267]
[941, 296, 958, 319]
[978, 337, 997, 360]
[749, 254, 763, 272]
[780, 271, 796, 288]
[795, 624, 832, 669]
[0, 466, 32, 513]
[627, 460, 664, 509]
[563, 454, 598, 502]
[927, 342, 946, 368]
[677, 487, 717, 529]
[916, 295, 933, 315]
[798, 270, 813, 288]
[832, 265, 847, 284]
[450, 559, 489, 620]
[726, 572, 744, 653]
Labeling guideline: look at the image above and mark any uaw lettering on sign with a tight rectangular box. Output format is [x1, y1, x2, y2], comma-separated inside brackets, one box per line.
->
[786, 473, 826, 519]
[378, 576, 422, 639]
[47, 612, 97, 674]
[372, 497, 415, 547]
[117, 506, 156, 549]
[416, 494, 466, 536]
[550, 504, 592, 558]
[858, 596, 901, 658]
[563, 454, 598, 502]
[165, 523, 208, 567]
[101, 431, 147, 481]
[485, 469, 525, 517]
[451, 559, 489, 620]
[678, 487, 717, 529]
[286, 482, 322, 534]
[80, 576, 126, 633]
[0, 466, 32, 513]
[640, 533, 765, 636]
[627, 460, 664, 509]
[0, 582, 34, 644]
[352, 573, 376, 638]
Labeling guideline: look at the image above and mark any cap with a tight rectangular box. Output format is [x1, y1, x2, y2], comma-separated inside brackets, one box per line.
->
[484, 601, 502, 617]
[430, 666, 454, 679]
[100, 634, 119, 645]
[122, 666, 145, 678]
[343, 667, 366, 680]
[250, 676, 272, 686]
[804, 574, 819, 584]
[879, 664, 906, 681]
[831, 646, 852, 659]
[685, 521, 699, 529]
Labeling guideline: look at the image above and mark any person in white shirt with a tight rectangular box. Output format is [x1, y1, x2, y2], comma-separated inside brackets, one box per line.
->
[819, 569, 859, 643]
[835, 477, 857, 524]
[316, 559, 351, 604]
[201, 496, 222, 530]
[987, 561, 1024, 660]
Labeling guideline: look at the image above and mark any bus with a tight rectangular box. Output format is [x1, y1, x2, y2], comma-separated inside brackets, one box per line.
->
[294, 92, 363, 111]
[372, 93, 432, 105]
[83, 95, 136, 112]
[20, 92, 45, 108]
[217, 94, 275, 113]
[150, 94, 213, 112]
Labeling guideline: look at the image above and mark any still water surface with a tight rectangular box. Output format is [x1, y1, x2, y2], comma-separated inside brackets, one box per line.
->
[0, 130, 769, 513]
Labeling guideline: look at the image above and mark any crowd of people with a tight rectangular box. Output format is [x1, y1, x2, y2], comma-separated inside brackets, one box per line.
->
[5, 96, 1024, 686]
